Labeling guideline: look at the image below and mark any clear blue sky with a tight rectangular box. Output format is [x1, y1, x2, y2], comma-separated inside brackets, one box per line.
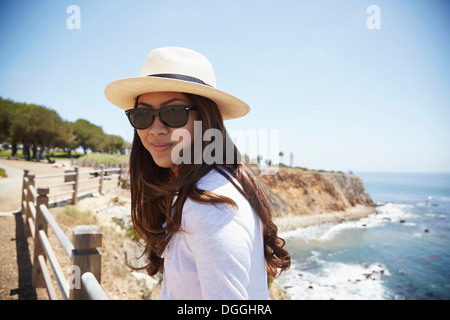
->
[1, 0, 449, 172]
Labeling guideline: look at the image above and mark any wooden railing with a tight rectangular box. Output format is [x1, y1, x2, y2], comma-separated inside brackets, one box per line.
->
[20, 165, 122, 300]
[36, 164, 123, 206]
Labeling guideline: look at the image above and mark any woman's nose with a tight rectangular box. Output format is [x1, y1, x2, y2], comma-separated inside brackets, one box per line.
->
[148, 114, 170, 136]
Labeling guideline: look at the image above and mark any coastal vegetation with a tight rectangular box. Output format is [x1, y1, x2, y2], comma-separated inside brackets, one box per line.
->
[62, 206, 97, 226]
[76, 152, 130, 168]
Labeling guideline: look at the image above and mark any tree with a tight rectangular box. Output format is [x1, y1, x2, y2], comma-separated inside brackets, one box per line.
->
[0, 98, 14, 142]
[54, 120, 75, 151]
[18, 103, 73, 160]
[72, 119, 104, 154]
[279, 151, 284, 165]
[1, 97, 128, 157]
[257, 154, 263, 166]
[102, 134, 127, 154]
[1, 99, 34, 157]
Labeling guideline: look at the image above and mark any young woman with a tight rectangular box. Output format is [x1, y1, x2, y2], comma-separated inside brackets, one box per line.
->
[105, 47, 290, 299]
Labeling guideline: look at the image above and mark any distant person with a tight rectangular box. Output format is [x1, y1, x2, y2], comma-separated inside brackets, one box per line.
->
[105, 47, 290, 299]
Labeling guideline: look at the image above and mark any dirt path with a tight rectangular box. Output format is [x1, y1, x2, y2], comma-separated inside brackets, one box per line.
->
[0, 159, 70, 213]
[0, 159, 67, 299]
[0, 162, 23, 212]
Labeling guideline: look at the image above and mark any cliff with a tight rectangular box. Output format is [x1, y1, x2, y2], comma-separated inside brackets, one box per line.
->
[259, 168, 375, 220]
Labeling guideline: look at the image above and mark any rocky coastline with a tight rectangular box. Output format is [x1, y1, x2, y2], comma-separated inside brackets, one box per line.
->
[258, 168, 376, 232]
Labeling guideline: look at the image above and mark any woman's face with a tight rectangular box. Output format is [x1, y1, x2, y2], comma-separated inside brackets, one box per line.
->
[136, 92, 200, 169]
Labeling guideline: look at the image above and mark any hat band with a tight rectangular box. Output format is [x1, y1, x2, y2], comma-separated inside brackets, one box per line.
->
[147, 73, 213, 87]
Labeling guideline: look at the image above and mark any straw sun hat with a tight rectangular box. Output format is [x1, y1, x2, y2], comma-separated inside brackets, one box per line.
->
[104, 47, 250, 120]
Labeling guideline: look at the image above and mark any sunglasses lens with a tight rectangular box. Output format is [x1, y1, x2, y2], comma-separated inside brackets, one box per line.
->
[160, 106, 188, 127]
[126, 106, 194, 129]
[128, 109, 154, 129]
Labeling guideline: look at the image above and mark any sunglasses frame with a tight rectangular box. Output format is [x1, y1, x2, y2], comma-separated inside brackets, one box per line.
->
[125, 105, 198, 129]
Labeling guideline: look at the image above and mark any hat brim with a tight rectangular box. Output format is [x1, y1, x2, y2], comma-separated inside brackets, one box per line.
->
[104, 77, 250, 120]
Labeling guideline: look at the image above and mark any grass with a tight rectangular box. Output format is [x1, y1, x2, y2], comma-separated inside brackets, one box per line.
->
[77, 153, 129, 168]
[62, 206, 97, 225]
[252, 162, 345, 174]
[0, 149, 83, 161]
[0, 150, 128, 168]
[48, 151, 84, 159]
[125, 226, 138, 239]
[0, 149, 18, 159]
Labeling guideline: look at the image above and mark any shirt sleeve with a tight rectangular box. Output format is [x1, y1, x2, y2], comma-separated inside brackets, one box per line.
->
[182, 200, 254, 300]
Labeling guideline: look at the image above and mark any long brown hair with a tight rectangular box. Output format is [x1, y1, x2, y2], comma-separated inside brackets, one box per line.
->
[129, 93, 290, 277]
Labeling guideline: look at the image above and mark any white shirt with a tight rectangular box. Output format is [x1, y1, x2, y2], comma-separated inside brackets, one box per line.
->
[158, 168, 268, 300]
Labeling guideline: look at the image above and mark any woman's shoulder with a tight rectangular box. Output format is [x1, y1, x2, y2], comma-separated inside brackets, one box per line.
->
[196, 166, 234, 191]
[182, 168, 242, 225]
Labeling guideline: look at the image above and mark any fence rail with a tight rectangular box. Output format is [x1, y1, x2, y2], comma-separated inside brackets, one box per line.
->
[20, 165, 121, 300]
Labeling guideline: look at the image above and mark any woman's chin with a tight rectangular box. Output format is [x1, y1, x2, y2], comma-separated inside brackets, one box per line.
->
[151, 155, 174, 169]
[153, 159, 174, 169]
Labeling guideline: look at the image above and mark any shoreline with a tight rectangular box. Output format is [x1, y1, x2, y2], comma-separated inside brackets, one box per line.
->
[272, 204, 378, 300]
[274, 204, 377, 233]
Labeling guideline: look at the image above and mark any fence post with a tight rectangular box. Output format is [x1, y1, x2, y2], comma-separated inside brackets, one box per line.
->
[69, 225, 103, 300]
[25, 174, 35, 238]
[72, 166, 79, 205]
[21, 169, 29, 215]
[32, 187, 50, 288]
[118, 164, 123, 186]
[99, 164, 104, 194]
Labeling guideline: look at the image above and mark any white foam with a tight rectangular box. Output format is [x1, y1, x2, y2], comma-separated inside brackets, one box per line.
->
[275, 260, 390, 300]
[374, 203, 415, 221]
[275, 203, 416, 300]
[281, 223, 336, 241]
[282, 203, 415, 244]
[425, 213, 446, 218]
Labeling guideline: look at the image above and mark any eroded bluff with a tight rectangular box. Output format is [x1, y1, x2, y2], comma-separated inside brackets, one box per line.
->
[258, 168, 375, 217]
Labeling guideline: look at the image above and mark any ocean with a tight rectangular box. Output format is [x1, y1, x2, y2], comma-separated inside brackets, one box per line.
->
[275, 172, 450, 300]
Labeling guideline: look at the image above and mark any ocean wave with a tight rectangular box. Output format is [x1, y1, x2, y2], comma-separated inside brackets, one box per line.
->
[375, 203, 415, 220]
[425, 213, 446, 218]
[281, 223, 335, 241]
[281, 203, 415, 244]
[275, 260, 390, 300]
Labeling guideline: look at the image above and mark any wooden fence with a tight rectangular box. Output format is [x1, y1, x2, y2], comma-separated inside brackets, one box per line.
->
[21, 165, 123, 300]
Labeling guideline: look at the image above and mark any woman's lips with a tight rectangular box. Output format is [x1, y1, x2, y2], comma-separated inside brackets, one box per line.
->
[150, 142, 173, 153]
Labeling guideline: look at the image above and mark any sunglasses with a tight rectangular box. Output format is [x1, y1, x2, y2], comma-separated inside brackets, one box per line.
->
[125, 105, 198, 129]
